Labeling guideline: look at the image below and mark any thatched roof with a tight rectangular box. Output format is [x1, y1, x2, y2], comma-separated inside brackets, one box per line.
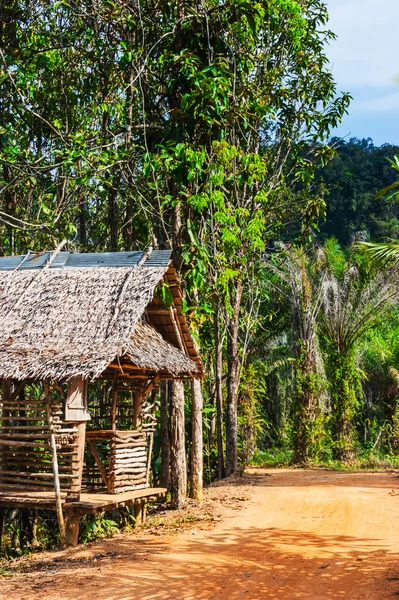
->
[0, 251, 201, 381]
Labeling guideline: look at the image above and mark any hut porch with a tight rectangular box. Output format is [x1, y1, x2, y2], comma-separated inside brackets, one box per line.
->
[0, 486, 166, 546]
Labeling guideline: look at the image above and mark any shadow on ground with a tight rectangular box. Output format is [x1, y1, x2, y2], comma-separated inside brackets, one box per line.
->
[3, 469, 399, 600]
[6, 524, 399, 600]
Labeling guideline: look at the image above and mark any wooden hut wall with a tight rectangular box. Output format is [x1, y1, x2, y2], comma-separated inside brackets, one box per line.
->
[83, 382, 157, 493]
[0, 384, 81, 498]
[109, 430, 151, 493]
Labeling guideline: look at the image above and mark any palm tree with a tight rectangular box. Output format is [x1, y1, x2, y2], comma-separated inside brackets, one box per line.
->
[360, 322, 399, 452]
[362, 241, 399, 266]
[265, 244, 325, 464]
[360, 153, 399, 266]
[318, 239, 399, 460]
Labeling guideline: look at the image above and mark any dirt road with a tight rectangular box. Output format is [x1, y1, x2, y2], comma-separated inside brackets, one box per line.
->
[3, 469, 399, 599]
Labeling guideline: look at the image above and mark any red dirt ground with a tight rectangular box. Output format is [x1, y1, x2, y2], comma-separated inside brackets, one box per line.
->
[3, 468, 399, 599]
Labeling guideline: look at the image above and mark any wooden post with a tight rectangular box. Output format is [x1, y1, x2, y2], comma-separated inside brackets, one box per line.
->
[64, 511, 80, 547]
[0, 507, 5, 549]
[190, 378, 203, 502]
[65, 378, 90, 421]
[170, 380, 186, 509]
[75, 422, 86, 500]
[146, 432, 153, 486]
[160, 381, 170, 489]
[111, 381, 118, 431]
[134, 502, 143, 526]
[65, 377, 88, 502]
[133, 392, 143, 428]
[45, 384, 66, 548]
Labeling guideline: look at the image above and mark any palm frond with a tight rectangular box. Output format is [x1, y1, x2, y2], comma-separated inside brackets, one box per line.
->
[359, 241, 399, 266]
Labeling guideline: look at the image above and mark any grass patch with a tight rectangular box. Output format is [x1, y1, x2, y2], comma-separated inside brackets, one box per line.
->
[247, 447, 399, 471]
[247, 447, 293, 468]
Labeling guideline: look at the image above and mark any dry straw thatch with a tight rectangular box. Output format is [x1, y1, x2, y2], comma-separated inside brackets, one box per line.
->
[0, 265, 198, 380]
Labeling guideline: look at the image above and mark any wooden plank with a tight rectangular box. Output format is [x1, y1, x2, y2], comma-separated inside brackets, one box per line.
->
[0, 470, 77, 479]
[0, 433, 51, 439]
[0, 440, 51, 448]
[0, 416, 50, 421]
[0, 425, 50, 431]
[0, 475, 74, 488]
[67, 487, 167, 513]
[65, 378, 90, 421]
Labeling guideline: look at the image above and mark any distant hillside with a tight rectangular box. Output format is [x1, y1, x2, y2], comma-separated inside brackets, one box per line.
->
[318, 138, 399, 243]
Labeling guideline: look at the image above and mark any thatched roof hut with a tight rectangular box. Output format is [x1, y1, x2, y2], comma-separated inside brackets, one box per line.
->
[0, 249, 202, 381]
[0, 249, 203, 546]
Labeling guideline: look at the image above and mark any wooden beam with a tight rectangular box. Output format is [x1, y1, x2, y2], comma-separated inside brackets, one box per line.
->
[143, 374, 160, 398]
[87, 440, 111, 492]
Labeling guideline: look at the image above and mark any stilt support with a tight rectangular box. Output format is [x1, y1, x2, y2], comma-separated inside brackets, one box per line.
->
[65, 512, 80, 547]
[133, 501, 146, 526]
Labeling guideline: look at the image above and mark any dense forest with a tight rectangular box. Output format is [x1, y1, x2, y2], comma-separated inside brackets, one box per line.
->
[318, 138, 399, 243]
[1, 0, 399, 551]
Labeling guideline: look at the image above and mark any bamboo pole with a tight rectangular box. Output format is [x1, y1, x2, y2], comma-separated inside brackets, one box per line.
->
[45, 384, 66, 548]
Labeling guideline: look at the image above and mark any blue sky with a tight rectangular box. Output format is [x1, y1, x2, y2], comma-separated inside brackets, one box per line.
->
[326, 0, 399, 146]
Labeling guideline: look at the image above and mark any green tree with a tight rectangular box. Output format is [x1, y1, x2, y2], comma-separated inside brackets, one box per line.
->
[1, 0, 350, 477]
[151, 0, 350, 474]
[318, 239, 398, 460]
[360, 317, 399, 453]
[264, 244, 324, 464]
[317, 139, 399, 244]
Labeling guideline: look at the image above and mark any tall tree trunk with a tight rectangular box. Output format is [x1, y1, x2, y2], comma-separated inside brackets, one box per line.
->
[171, 201, 182, 255]
[160, 381, 171, 489]
[170, 380, 186, 508]
[292, 347, 319, 464]
[79, 197, 87, 248]
[225, 280, 243, 476]
[328, 349, 359, 461]
[108, 172, 120, 251]
[190, 378, 203, 502]
[214, 305, 225, 479]
[208, 379, 216, 447]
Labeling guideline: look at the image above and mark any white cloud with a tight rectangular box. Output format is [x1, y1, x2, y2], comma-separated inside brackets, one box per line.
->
[354, 90, 399, 112]
[326, 0, 399, 88]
